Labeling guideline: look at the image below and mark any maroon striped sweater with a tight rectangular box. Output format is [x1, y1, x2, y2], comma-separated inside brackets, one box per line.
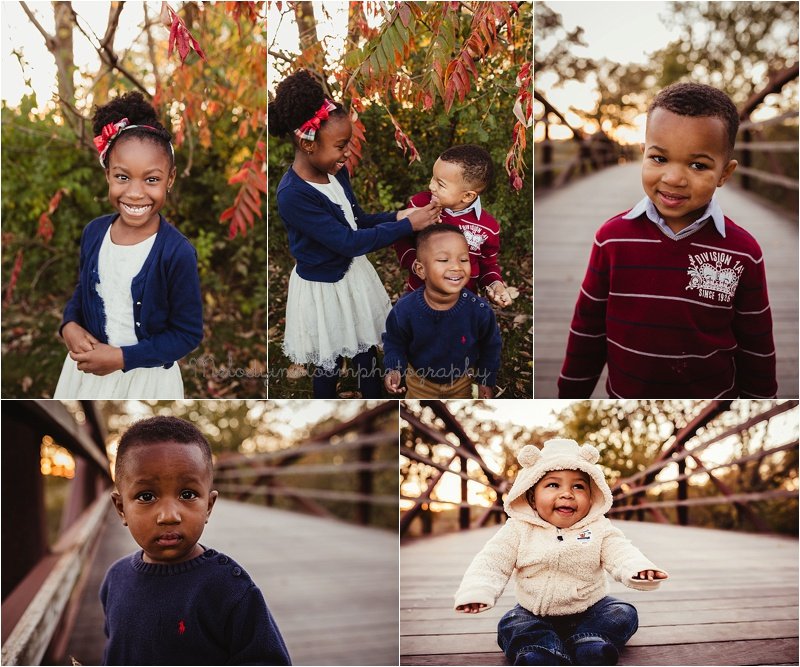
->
[558, 212, 777, 398]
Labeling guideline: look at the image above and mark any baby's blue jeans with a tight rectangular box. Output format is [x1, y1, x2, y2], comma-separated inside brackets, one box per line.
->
[497, 596, 638, 665]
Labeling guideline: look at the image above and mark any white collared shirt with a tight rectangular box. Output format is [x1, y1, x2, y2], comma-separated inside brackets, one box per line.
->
[445, 195, 482, 219]
[622, 195, 727, 239]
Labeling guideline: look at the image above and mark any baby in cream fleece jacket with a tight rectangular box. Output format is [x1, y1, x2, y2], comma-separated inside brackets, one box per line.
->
[454, 439, 668, 666]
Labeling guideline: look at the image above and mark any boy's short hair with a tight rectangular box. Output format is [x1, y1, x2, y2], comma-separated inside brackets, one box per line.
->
[648, 82, 740, 157]
[415, 224, 467, 256]
[439, 144, 494, 192]
[115, 416, 213, 482]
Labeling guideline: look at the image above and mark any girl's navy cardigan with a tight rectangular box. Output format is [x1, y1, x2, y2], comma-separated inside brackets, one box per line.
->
[275, 166, 413, 282]
[60, 213, 203, 371]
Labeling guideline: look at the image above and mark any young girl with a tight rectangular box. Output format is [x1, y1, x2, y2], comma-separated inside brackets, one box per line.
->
[268, 69, 441, 398]
[54, 92, 202, 399]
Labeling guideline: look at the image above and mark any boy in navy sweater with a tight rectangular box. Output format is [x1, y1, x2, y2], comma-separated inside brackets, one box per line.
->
[101, 416, 290, 666]
[383, 225, 502, 398]
[559, 82, 777, 399]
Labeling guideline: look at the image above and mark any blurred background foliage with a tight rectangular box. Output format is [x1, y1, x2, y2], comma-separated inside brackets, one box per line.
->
[401, 399, 798, 538]
[534, 1, 798, 211]
[57, 399, 398, 531]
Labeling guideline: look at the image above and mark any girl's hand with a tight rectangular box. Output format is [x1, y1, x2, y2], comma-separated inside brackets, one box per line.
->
[61, 321, 100, 354]
[456, 603, 487, 614]
[486, 281, 513, 308]
[70, 344, 124, 376]
[478, 384, 494, 399]
[400, 200, 442, 231]
[384, 370, 405, 394]
[634, 570, 668, 581]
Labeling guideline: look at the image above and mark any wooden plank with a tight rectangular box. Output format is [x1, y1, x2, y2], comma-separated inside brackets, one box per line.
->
[1, 495, 111, 666]
[401, 520, 799, 665]
[402, 638, 799, 666]
[402, 594, 800, 619]
[734, 165, 799, 189]
[214, 483, 398, 505]
[214, 459, 396, 479]
[215, 429, 396, 468]
[402, 620, 799, 654]
[402, 604, 797, 635]
[19, 401, 110, 472]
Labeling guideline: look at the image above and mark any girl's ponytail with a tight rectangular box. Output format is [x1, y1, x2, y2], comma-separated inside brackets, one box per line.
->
[268, 70, 345, 141]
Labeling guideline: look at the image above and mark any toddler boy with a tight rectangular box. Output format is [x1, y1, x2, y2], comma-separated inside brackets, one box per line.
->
[455, 439, 668, 666]
[394, 144, 514, 307]
[101, 416, 291, 665]
[383, 225, 501, 398]
[559, 82, 777, 398]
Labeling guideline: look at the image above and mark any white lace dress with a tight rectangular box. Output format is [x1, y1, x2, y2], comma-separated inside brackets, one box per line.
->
[282, 174, 392, 371]
[54, 227, 184, 398]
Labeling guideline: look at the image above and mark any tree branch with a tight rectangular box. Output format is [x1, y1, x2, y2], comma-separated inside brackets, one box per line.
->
[268, 48, 294, 63]
[19, 2, 55, 50]
[70, 6, 151, 96]
[99, 1, 124, 52]
[143, 2, 161, 87]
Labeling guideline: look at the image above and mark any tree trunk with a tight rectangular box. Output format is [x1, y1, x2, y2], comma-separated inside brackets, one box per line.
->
[293, 1, 326, 83]
[52, 1, 76, 109]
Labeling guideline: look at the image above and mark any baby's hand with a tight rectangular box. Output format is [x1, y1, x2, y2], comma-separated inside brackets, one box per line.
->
[61, 321, 100, 354]
[456, 603, 487, 614]
[384, 370, 405, 394]
[478, 384, 494, 398]
[400, 200, 441, 231]
[634, 570, 668, 581]
[486, 281, 513, 307]
[70, 343, 124, 376]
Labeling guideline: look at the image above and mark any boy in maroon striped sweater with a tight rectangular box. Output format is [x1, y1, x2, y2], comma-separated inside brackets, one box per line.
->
[559, 82, 777, 399]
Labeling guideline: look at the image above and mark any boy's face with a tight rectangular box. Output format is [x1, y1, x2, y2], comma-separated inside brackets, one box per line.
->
[413, 232, 471, 298]
[428, 158, 478, 211]
[530, 470, 592, 529]
[112, 440, 217, 565]
[641, 108, 737, 233]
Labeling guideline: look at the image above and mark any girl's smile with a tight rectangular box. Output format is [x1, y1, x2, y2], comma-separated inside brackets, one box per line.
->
[106, 136, 175, 242]
[296, 114, 352, 183]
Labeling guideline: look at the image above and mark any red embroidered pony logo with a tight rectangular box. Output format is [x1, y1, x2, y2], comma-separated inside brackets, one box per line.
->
[178, 620, 186, 635]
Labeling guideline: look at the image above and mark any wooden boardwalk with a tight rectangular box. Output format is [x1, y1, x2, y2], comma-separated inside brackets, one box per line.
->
[533, 163, 799, 398]
[65, 498, 399, 666]
[400, 520, 799, 666]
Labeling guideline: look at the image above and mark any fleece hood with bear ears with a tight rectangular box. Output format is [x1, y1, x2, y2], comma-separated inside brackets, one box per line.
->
[504, 438, 614, 529]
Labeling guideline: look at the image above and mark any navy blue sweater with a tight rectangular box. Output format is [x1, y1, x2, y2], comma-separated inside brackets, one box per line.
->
[382, 289, 502, 386]
[100, 548, 291, 666]
[61, 213, 203, 371]
[275, 166, 413, 282]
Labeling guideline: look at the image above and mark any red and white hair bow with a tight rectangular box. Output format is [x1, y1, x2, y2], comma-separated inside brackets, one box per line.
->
[293, 99, 337, 142]
[93, 117, 171, 167]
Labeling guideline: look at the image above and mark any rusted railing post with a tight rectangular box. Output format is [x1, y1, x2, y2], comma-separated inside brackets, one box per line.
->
[356, 417, 375, 526]
[459, 455, 469, 530]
